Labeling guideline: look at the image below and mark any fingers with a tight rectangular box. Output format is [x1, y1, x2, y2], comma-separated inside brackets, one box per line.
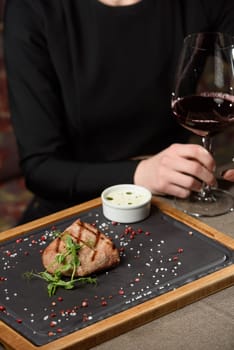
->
[133, 143, 217, 199]
[171, 155, 215, 186]
[222, 169, 234, 182]
[169, 143, 215, 172]
[154, 169, 201, 198]
[159, 144, 216, 186]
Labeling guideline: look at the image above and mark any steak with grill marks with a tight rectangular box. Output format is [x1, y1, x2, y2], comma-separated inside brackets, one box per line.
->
[42, 219, 120, 276]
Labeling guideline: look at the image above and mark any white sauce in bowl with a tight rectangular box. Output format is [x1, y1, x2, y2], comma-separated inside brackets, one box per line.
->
[105, 189, 148, 207]
[101, 184, 152, 223]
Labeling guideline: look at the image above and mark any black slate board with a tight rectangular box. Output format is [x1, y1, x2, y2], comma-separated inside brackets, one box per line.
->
[0, 205, 233, 346]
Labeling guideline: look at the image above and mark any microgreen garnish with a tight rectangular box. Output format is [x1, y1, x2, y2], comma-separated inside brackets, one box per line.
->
[24, 234, 97, 296]
[51, 229, 62, 239]
[23, 270, 96, 297]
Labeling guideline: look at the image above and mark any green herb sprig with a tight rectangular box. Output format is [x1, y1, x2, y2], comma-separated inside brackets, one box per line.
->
[23, 233, 97, 297]
[24, 270, 96, 297]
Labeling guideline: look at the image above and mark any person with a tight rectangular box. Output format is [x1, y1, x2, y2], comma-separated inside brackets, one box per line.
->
[3, 0, 234, 223]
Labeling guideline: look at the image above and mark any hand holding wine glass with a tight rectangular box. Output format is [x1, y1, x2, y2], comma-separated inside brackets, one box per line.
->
[171, 32, 234, 217]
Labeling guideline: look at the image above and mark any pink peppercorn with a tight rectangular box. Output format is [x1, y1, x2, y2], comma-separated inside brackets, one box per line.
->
[81, 300, 88, 308]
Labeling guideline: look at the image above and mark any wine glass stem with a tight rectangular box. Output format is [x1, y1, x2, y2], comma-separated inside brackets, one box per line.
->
[201, 135, 212, 153]
[199, 135, 214, 200]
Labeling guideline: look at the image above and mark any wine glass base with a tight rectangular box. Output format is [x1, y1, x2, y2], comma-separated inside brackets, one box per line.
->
[175, 188, 234, 217]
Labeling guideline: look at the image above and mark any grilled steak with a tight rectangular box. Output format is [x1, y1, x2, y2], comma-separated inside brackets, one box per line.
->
[42, 219, 120, 276]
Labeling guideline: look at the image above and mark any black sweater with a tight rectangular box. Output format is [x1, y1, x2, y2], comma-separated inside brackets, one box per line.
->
[4, 0, 234, 215]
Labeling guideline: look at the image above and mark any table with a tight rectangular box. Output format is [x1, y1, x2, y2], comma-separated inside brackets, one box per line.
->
[0, 181, 233, 350]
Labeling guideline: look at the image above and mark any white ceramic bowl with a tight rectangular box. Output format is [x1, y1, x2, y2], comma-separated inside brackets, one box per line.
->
[101, 184, 152, 223]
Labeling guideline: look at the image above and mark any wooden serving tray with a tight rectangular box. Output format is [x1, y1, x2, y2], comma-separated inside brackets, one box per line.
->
[0, 197, 233, 350]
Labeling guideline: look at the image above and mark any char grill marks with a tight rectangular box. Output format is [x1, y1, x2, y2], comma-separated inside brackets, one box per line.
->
[73, 220, 101, 261]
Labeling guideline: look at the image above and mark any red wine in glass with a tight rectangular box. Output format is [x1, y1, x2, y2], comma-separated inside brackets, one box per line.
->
[171, 32, 234, 217]
[172, 93, 234, 137]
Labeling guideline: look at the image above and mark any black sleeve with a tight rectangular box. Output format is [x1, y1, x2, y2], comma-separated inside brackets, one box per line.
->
[4, 0, 139, 203]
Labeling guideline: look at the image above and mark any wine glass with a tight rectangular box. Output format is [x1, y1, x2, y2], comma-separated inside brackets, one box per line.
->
[171, 32, 234, 217]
